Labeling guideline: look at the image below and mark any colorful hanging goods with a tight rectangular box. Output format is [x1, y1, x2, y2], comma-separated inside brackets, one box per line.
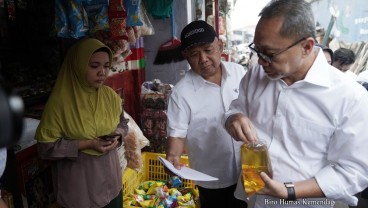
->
[124, 0, 143, 27]
[108, 0, 128, 40]
[82, 0, 109, 34]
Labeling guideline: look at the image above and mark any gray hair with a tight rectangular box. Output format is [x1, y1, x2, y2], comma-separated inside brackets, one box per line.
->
[259, 0, 316, 40]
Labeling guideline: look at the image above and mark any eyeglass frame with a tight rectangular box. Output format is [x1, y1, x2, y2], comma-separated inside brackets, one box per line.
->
[248, 37, 308, 63]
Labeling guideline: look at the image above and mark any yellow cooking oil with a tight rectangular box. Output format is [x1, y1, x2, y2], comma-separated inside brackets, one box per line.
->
[241, 141, 272, 197]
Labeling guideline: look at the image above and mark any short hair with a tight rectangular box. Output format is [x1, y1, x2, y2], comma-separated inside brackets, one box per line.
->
[333, 48, 356, 65]
[259, 0, 316, 40]
[315, 43, 334, 63]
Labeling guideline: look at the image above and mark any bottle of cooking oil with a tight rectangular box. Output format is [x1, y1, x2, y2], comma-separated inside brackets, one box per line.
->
[241, 140, 272, 198]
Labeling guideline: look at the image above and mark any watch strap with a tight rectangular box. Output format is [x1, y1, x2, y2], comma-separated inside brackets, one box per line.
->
[284, 182, 296, 201]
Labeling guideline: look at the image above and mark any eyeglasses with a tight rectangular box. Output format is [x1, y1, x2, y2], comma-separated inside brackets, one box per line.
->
[248, 37, 307, 63]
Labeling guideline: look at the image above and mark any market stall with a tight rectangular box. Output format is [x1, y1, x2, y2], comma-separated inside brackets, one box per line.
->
[0, 0, 225, 207]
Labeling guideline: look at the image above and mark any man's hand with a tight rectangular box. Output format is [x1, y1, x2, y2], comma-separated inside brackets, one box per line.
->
[225, 113, 257, 143]
[257, 172, 288, 199]
[164, 154, 182, 176]
[256, 173, 325, 200]
[165, 137, 185, 176]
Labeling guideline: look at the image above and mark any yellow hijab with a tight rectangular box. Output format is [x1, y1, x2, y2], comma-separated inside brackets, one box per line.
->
[35, 38, 122, 156]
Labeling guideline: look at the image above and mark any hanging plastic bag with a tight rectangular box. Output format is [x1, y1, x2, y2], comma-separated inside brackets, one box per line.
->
[139, 2, 154, 36]
[145, 0, 173, 19]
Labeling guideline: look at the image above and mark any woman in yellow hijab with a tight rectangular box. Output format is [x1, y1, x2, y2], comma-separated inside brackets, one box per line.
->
[35, 38, 128, 208]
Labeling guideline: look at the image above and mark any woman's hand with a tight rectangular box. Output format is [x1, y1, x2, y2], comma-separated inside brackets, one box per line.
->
[79, 138, 119, 153]
[95, 137, 119, 153]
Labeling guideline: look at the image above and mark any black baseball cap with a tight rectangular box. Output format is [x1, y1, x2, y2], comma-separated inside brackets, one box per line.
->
[180, 20, 218, 51]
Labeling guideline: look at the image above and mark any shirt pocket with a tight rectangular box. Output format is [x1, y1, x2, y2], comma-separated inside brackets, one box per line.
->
[285, 114, 335, 159]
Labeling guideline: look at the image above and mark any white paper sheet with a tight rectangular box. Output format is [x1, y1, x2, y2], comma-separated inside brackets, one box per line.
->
[158, 156, 218, 181]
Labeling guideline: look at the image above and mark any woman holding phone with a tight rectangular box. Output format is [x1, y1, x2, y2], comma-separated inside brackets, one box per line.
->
[35, 38, 128, 208]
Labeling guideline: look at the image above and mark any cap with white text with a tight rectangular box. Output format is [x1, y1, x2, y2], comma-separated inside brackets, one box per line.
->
[180, 20, 218, 51]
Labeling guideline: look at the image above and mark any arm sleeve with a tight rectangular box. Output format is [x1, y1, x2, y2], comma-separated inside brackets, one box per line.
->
[315, 92, 368, 205]
[37, 138, 79, 160]
[166, 90, 190, 138]
[223, 73, 250, 127]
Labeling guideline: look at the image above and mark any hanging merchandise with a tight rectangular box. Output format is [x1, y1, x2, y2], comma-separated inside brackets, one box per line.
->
[6, 0, 16, 21]
[68, 0, 89, 38]
[140, 79, 173, 153]
[82, 0, 109, 34]
[93, 30, 130, 65]
[55, 0, 108, 38]
[145, 0, 173, 19]
[17, 0, 26, 9]
[124, 0, 143, 27]
[139, 2, 154, 36]
[126, 26, 137, 44]
[54, 0, 69, 38]
[153, 3, 184, 65]
[108, 0, 128, 40]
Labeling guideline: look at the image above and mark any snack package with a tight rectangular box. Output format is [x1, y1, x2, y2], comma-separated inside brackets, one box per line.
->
[55, 0, 69, 38]
[124, 0, 143, 27]
[82, 0, 109, 34]
[108, 0, 128, 40]
[124, 131, 143, 172]
[125, 111, 150, 149]
[117, 112, 148, 172]
[68, 0, 89, 38]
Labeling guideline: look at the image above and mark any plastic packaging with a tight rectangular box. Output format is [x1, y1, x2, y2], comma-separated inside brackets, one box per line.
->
[241, 140, 272, 198]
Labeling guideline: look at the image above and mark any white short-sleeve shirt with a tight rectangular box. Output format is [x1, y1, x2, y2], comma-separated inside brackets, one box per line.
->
[167, 61, 246, 189]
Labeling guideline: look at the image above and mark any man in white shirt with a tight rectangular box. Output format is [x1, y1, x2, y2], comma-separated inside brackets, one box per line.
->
[224, 0, 368, 207]
[165, 20, 246, 208]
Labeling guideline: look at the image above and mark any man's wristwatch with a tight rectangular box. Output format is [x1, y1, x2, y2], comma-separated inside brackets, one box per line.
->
[284, 182, 296, 201]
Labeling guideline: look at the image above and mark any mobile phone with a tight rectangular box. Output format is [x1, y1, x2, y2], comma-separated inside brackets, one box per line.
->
[100, 133, 121, 141]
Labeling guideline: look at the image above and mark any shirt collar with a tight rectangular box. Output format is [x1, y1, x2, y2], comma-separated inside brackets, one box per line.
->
[302, 47, 335, 88]
[191, 61, 229, 91]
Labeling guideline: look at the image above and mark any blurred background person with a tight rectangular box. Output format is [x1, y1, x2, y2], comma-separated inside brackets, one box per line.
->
[315, 43, 333, 65]
[332, 48, 357, 80]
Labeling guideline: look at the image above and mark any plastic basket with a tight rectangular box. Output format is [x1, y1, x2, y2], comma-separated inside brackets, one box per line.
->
[123, 152, 196, 207]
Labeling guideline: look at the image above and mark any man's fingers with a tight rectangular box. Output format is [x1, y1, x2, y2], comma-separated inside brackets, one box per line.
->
[260, 172, 271, 185]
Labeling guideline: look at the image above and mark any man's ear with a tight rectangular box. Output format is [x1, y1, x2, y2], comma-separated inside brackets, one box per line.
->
[218, 38, 224, 52]
[303, 38, 315, 55]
